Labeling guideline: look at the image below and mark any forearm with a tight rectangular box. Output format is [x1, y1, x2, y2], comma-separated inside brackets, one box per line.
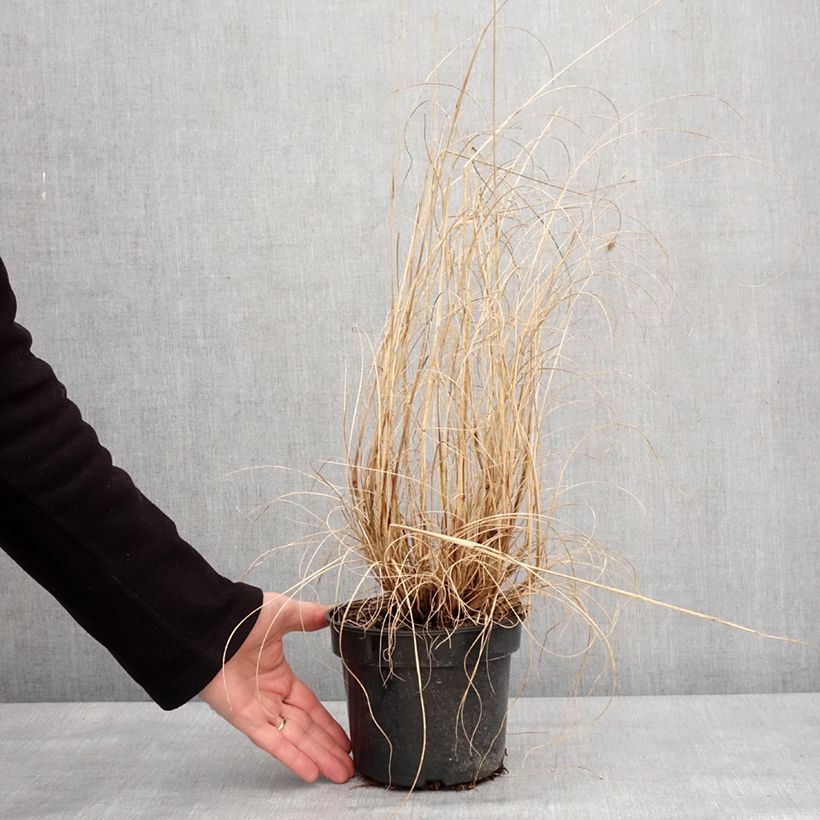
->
[0, 254, 262, 709]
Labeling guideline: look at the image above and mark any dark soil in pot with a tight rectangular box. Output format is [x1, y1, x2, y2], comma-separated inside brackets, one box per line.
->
[328, 603, 522, 789]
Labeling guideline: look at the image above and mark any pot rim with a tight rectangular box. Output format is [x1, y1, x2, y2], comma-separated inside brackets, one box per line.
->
[326, 599, 524, 637]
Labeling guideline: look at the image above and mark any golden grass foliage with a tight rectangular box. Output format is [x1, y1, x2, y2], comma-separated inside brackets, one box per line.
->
[338, 12, 636, 648]
[235, 4, 813, 684]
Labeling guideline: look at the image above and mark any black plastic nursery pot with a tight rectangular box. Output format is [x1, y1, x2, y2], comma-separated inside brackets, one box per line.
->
[329, 604, 522, 789]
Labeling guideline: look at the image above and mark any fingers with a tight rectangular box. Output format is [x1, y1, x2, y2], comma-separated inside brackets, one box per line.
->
[243, 692, 353, 784]
[279, 703, 354, 783]
[289, 678, 352, 753]
[248, 724, 321, 783]
[249, 709, 352, 785]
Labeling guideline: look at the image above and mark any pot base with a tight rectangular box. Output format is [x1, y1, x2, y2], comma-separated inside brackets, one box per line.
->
[357, 760, 507, 791]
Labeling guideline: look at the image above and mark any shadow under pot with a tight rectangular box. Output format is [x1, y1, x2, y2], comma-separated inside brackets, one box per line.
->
[328, 604, 522, 789]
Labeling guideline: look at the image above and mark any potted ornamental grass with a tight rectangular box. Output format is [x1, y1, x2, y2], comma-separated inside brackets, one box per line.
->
[234, 6, 812, 793]
[323, 15, 640, 789]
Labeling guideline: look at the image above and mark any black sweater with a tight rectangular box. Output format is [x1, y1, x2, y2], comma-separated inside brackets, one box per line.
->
[0, 254, 263, 709]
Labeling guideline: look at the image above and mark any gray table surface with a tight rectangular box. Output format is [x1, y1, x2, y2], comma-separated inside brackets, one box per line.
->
[1, 694, 818, 819]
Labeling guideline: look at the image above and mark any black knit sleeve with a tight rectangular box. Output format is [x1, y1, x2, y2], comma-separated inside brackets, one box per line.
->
[0, 254, 263, 709]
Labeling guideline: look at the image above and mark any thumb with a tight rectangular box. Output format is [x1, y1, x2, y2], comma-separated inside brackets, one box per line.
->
[276, 597, 331, 634]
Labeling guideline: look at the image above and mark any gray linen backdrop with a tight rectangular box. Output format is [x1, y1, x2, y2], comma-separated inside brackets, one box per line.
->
[0, 1, 817, 704]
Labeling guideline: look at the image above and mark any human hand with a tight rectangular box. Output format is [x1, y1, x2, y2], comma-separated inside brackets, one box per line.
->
[200, 592, 354, 784]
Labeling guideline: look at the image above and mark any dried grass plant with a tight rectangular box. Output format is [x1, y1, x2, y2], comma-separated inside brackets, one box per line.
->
[227, 3, 814, 723]
[341, 37, 629, 642]
[333, 5, 667, 665]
